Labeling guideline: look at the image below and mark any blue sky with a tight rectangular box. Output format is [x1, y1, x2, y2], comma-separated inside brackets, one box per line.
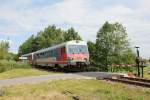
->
[0, 0, 150, 58]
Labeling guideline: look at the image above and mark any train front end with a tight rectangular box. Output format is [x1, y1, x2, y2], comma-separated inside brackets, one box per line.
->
[66, 40, 90, 67]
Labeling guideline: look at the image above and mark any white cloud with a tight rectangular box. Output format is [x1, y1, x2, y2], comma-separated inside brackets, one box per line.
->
[138, 0, 150, 9]
[0, 0, 150, 58]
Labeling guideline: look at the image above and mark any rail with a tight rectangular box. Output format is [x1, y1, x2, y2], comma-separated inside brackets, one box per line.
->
[98, 76, 150, 88]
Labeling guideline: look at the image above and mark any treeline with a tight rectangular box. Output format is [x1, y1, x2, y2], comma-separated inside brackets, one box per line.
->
[19, 21, 136, 68]
[0, 40, 15, 60]
[19, 25, 81, 55]
[88, 22, 136, 70]
[0, 40, 31, 73]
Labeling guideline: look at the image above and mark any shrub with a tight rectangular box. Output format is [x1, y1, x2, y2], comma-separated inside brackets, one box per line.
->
[0, 60, 32, 73]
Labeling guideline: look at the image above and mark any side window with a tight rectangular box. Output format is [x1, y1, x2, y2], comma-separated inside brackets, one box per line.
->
[44, 52, 46, 58]
[54, 49, 57, 57]
[50, 50, 52, 56]
[48, 50, 51, 57]
[37, 54, 39, 58]
[53, 48, 59, 57]
[41, 53, 43, 58]
[57, 48, 60, 56]
[44, 52, 47, 58]
[51, 50, 54, 57]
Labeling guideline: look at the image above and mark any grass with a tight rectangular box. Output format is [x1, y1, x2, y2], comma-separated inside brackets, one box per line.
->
[0, 68, 62, 80]
[0, 79, 150, 100]
[144, 66, 150, 79]
[0, 60, 32, 73]
[0, 60, 62, 79]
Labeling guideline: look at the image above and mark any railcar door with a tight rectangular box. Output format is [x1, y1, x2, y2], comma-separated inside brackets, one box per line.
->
[60, 47, 67, 64]
[28, 55, 33, 65]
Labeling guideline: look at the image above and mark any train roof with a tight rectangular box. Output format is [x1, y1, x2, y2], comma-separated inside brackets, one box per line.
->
[22, 40, 87, 57]
[21, 52, 34, 57]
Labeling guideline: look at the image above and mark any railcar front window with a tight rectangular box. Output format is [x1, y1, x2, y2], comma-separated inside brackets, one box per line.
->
[68, 45, 88, 54]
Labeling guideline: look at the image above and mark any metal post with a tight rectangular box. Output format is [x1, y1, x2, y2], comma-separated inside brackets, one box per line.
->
[135, 47, 140, 77]
[141, 66, 144, 78]
[141, 61, 144, 78]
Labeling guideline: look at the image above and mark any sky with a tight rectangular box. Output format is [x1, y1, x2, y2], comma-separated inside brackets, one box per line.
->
[0, 0, 150, 58]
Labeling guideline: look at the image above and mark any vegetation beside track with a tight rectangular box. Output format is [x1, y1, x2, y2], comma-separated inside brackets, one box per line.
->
[0, 60, 62, 79]
[144, 66, 150, 79]
[0, 79, 150, 100]
[0, 60, 32, 73]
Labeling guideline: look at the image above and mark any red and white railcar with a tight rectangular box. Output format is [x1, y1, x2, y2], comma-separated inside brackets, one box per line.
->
[22, 40, 90, 68]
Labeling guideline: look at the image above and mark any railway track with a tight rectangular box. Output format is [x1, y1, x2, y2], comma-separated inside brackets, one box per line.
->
[99, 76, 150, 88]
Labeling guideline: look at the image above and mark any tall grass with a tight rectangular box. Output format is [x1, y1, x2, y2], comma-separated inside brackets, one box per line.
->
[0, 79, 150, 100]
[0, 60, 31, 73]
[88, 65, 137, 73]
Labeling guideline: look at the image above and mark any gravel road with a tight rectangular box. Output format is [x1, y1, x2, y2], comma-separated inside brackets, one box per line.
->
[0, 72, 125, 87]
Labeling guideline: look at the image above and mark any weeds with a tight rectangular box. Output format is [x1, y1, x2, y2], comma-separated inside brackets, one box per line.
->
[0, 60, 31, 73]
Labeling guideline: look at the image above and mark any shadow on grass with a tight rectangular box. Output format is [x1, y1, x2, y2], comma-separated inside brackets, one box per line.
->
[33, 65, 112, 78]
[33, 65, 102, 73]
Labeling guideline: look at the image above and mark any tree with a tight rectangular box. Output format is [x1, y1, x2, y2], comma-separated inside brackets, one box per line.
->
[0, 40, 9, 59]
[19, 25, 82, 55]
[87, 41, 96, 65]
[64, 27, 82, 41]
[96, 21, 134, 70]
[121, 49, 136, 64]
[19, 35, 35, 55]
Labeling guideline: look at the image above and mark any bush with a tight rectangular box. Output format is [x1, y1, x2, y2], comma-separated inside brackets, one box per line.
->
[0, 60, 32, 73]
[108, 66, 136, 73]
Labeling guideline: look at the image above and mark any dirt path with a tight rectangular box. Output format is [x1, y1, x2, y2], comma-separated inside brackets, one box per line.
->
[0, 72, 125, 87]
